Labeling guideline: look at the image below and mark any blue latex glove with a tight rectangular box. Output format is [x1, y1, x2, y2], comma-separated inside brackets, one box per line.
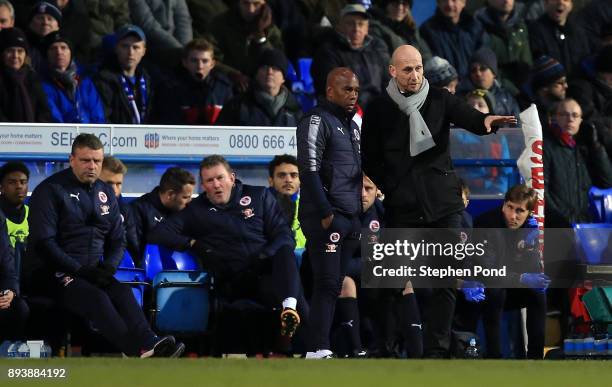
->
[460, 280, 486, 303]
[520, 273, 551, 292]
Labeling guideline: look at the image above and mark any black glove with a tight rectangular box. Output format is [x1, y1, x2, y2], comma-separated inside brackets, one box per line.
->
[77, 265, 114, 288]
[190, 240, 222, 272]
[98, 262, 117, 276]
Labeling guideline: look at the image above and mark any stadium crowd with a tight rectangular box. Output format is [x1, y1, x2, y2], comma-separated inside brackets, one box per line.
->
[0, 0, 612, 359]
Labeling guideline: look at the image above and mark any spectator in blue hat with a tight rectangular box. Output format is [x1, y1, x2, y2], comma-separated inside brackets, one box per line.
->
[94, 25, 157, 124]
[0, 27, 51, 122]
[216, 48, 302, 127]
[41, 31, 105, 123]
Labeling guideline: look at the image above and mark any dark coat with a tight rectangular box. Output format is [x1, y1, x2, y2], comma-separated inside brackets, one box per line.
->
[568, 76, 612, 120]
[93, 64, 156, 124]
[420, 8, 489, 79]
[475, 3, 532, 88]
[216, 86, 302, 127]
[362, 87, 489, 223]
[155, 67, 234, 125]
[129, 187, 175, 262]
[297, 100, 362, 219]
[0, 67, 52, 123]
[28, 168, 125, 274]
[311, 32, 390, 108]
[543, 128, 612, 227]
[473, 207, 540, 285]
[148, 181, 294, 274]
[528, 14, 592, 75]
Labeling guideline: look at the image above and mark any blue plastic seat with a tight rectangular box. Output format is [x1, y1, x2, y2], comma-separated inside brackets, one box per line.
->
[170, 250, 200, 271]
[574, 223, 612, 264]
[589, 187, 612, 223]
[119, 250, 136, 268]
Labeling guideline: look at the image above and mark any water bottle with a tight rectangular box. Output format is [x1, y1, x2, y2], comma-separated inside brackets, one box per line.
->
[7, 341, 19, 358]
[17, 342, 30, 358]
[464, 338, 479, 359]
[40, 343, 52, 358]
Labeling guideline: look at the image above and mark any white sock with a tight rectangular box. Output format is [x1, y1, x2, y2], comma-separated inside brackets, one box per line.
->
[282, 297, 297, 310]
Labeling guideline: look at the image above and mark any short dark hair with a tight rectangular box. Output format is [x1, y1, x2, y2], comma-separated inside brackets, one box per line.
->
[183, 38, 214, 59]
[102, 156, 127, 174]
[504, 184, 538, 212]
[0, 161, 29, 183]
[199, 155, 233, 174]
[159, 167, 196, 194]
[71, 133, 103, 154]
[268, 154, 298, 177]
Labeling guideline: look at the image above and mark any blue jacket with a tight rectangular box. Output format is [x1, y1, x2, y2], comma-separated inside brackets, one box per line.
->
[0, 210, 17, 293]
[420, 8, 489, 79]
[28, 168, 125, 274]
[42, 76, 106, 124]
[149, 181, 295, 274]
[297, 100, 362, 220]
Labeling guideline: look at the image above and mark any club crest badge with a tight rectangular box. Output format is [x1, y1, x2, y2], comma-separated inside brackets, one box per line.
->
[240, 196, 252, 206]
[369, 220, 380, 232]
[98, 191, 108, 203]
[330, 232, 340, 243]
[100, 204, 110, 216]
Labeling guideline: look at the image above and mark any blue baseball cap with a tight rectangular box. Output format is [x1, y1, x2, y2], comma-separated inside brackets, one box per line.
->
[115, 24, 146, 43]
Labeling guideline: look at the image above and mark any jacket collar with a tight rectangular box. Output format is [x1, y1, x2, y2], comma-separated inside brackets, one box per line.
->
[319, 99, 356, 124]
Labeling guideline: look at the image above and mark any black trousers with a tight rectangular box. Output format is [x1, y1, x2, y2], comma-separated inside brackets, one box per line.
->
[215, 245, 309, 321]
[386, 210, 463, 358]
[302, 213, 361, 351]
[57, 277, 156, 356]
[455, 287, 546, 359]
[0, 296, 29, 341]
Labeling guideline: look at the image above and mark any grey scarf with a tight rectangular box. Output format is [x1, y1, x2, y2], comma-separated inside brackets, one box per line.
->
[254, 86, 289, 118]
[386, 77, 435, 156]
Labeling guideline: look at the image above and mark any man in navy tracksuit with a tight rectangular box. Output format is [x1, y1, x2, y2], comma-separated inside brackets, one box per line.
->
[297, 67, 362, 359]
[27, 133, 184, 358]
[149, 155, 307, 339]
[0, 209, 29, 341]
[130, 167, 195, 262]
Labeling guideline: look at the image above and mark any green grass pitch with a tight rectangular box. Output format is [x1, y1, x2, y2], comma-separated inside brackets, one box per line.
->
[2, 358, 612, 387]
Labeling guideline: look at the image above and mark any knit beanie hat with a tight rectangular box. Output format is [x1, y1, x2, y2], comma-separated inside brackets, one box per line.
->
[42, 30, 72, 57]
[29, 1, 62, 25]
[255, 49, 288, 78]
[425, 56, 458, 87]
[0, 28, 29, 53]
[470, 47, 498, 75]
[531, 55, 566, 90]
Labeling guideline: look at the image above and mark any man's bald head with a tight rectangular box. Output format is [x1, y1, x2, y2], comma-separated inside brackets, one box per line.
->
[389, 45, 424, 94]
[326, 67, 359, 113]
[391, 45, 422, 69]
